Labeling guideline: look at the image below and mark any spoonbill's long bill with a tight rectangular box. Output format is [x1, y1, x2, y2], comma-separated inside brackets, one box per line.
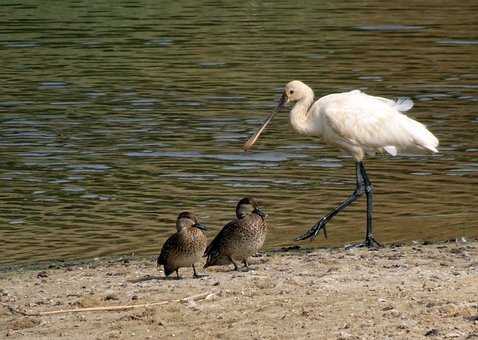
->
[244, 80, 439, 248]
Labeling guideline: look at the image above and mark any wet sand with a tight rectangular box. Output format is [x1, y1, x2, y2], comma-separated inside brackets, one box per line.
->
[1, 241, 477, 340]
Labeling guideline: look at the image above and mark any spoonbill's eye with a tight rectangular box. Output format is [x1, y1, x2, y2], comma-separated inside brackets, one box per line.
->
[289, 90, 294, 95]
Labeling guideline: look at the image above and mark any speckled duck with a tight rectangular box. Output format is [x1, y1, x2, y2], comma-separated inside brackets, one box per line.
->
[204, 198, 267, 271]
[158, 212, 207, 279]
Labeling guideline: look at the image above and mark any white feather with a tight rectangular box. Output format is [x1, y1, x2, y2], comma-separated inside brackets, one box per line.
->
[393, 97, 414, 112]
[383, 146, 398, 156]
[286, 82, 439, 161]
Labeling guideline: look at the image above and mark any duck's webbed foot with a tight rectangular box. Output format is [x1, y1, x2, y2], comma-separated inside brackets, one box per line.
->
[228, 256, 239, 271]
[192, 264, 207, 278]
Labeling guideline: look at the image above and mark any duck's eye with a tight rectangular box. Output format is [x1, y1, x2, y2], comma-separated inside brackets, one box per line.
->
[289, 90, 294, 95]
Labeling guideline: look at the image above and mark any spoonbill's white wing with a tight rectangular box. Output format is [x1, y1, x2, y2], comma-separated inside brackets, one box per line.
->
[319, 90, 439, 155]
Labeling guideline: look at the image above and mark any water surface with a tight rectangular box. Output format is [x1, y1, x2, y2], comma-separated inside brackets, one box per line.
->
[1, 0, 477, 266]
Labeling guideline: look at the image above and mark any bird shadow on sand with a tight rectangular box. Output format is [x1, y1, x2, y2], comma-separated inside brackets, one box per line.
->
[128, 274, 210, 283]
[127, 275, 167, 283]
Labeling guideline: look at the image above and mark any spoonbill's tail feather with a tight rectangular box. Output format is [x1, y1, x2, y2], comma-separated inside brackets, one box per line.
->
[403, 116, 439, 153]
[393, 97, 414, 112]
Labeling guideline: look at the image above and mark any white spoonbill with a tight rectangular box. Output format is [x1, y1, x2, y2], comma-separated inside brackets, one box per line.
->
[244, 80, 439, 248]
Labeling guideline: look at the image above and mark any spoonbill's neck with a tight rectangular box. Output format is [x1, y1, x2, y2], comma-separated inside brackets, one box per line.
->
[289, 92, 315, 135]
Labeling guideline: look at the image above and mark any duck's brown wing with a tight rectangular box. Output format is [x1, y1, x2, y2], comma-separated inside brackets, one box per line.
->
[204, 219, 238, 257]
[158, 234, 178, 266]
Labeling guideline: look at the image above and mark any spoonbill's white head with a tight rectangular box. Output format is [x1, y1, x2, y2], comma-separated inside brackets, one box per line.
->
[278, 80, 314, 109]
[244, 80, 314, 151]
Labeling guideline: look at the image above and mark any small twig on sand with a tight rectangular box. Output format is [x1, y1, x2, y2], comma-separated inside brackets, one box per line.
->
[29, 291, 216, 316]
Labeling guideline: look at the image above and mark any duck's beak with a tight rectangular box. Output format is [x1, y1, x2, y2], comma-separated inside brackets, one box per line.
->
[243, 91, 287, 151]
[254, 208, 267, 219]
[194, 223, 207, 231]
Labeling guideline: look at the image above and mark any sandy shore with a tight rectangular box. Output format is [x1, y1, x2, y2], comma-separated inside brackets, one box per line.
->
[1, 241, 477, 340]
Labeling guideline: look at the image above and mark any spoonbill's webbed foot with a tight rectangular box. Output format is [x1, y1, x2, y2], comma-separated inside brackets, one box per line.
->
[295, 216, 328, 241]
[345, 235, 383, 250]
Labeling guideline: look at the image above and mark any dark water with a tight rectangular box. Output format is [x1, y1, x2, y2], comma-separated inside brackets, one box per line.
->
[1, 0, 477, 266]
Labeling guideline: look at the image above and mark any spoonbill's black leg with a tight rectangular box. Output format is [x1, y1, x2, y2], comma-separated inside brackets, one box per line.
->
[296, 162, 366, 241]
[345, 163, 382, 249]
[296, 162, 382, 248]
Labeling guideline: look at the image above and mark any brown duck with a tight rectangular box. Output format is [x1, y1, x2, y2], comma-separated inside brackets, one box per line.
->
[157, 212, 207, 278]
[204, 198, 267, 271]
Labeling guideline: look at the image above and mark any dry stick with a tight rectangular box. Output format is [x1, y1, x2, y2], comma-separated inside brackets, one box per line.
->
[27, 292, 215, 316]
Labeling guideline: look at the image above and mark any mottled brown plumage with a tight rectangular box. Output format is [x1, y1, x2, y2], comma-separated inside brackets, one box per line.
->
[157, 212, 207, 278]
[204, 198, 267, 271]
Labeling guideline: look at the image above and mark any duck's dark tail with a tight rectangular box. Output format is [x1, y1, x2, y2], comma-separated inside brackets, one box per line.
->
[157, 256, 175, 276]
[203, 252, 215, 268]
[204, 252, 231, 268]
[163, 263, 175, 277]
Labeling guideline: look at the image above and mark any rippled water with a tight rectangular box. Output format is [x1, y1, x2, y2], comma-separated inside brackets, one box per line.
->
[1, 0, 477, 266]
